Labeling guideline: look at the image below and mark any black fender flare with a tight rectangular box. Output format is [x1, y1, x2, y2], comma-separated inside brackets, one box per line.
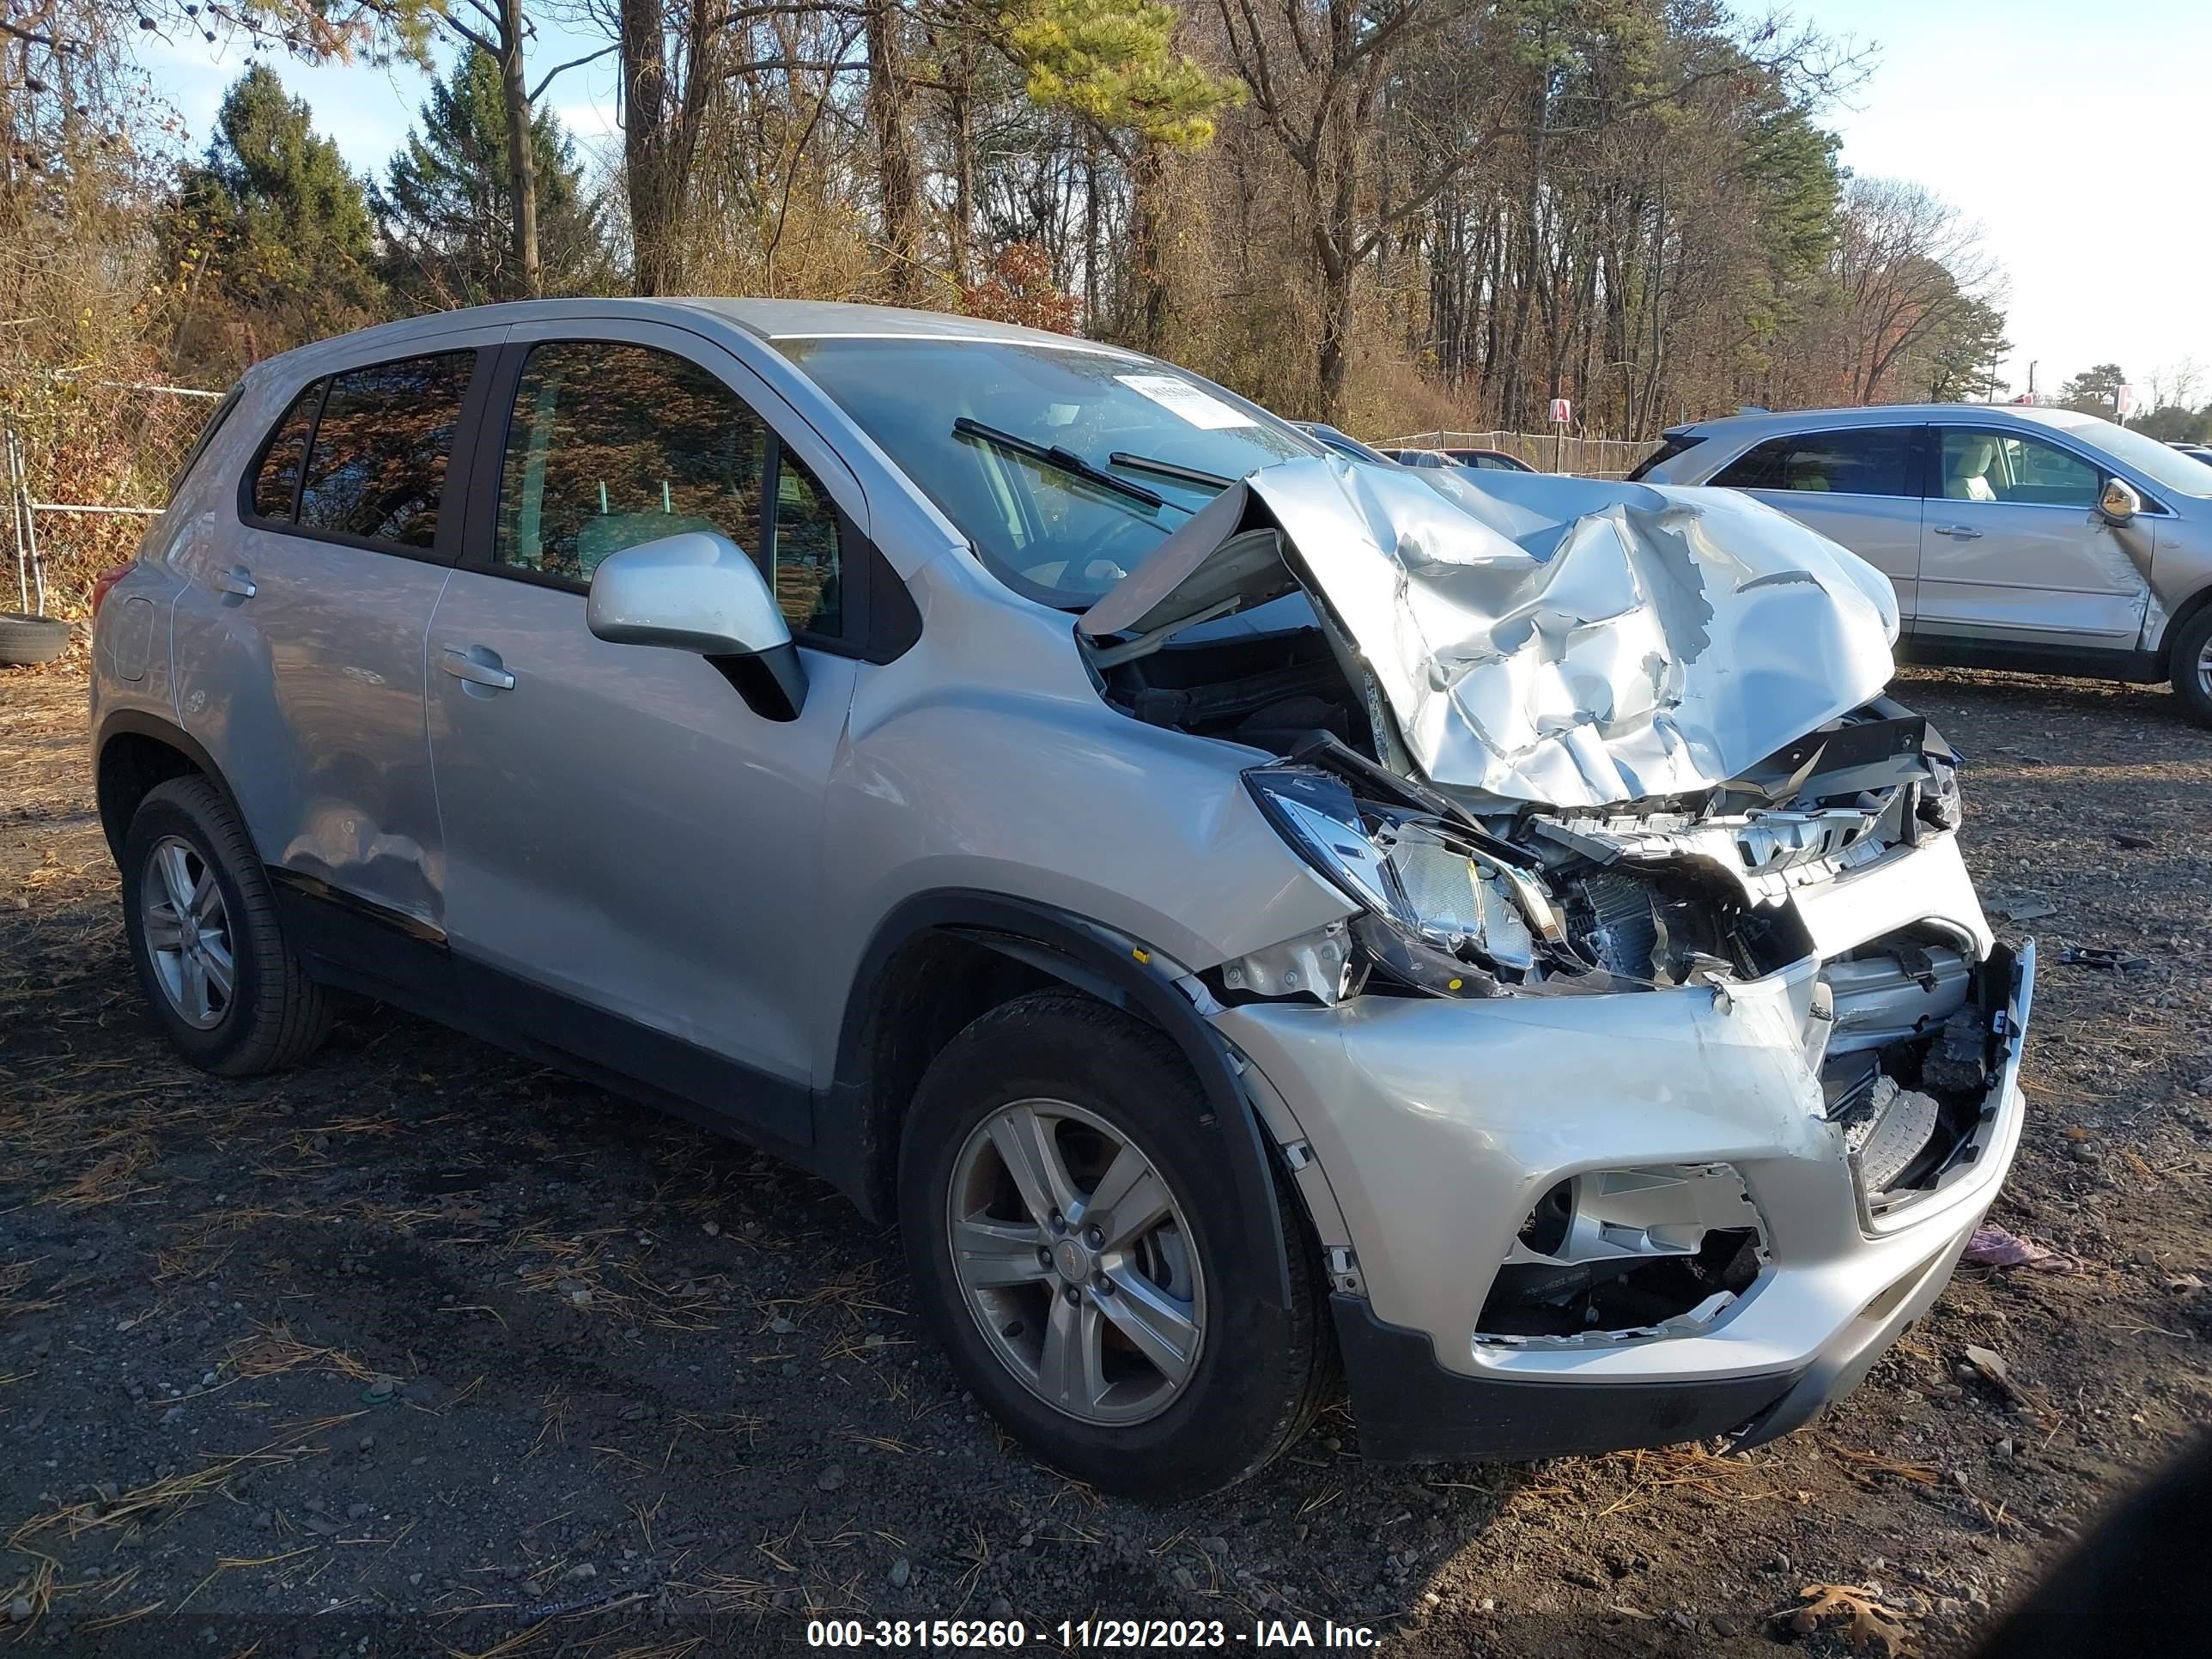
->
[93, 708, 252, 860]
[830, 890, 1292, 1311]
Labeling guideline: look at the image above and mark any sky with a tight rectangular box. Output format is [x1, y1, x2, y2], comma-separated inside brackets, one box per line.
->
[141, 0, 2212, 407]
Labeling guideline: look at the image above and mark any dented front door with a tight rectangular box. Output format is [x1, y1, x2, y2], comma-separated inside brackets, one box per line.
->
[1917, 424, 2153, 649]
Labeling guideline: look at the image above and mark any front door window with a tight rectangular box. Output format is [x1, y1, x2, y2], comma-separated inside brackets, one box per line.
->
[1938, 430, 2100, 507]
[493, 339, 846, 639]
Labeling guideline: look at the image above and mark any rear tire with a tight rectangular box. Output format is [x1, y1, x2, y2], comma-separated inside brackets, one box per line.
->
[898, 991, 1331, 1500]
[2169, 605, 2212, 729]
[119, 775, 331, 1075]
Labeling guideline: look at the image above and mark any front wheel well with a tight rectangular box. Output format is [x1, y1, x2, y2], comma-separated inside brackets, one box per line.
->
[845, 929, 1061, 1217]
[827, 895, 1295, 1310]
[2157, 586, 2212, 673]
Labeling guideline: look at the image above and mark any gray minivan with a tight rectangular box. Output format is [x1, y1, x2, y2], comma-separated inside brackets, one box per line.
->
[1631, 404, 2212, 724]
[90, 300, 2030, 1498]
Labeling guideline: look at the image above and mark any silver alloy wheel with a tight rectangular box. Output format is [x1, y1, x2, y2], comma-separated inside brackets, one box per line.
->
[2197, 634, 2212, 698]
[138, 835, 235, 1030]
[945, 1097, 1206, 1426]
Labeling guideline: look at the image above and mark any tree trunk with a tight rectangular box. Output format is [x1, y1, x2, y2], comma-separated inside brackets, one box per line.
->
[498, 0, 540, 299]
[622, 0, 679, 295]
[944, 40, 977, 288]
[1128, 143, 1172, 354]
[1313, 93, 1362, 423]
[865, 0, 922, 301]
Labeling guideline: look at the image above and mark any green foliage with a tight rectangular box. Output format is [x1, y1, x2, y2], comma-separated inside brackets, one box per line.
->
[1001, 0, 1243, 150]
[163, 65, 386, 374]
[2058, 362, 2128, 416]
[1744, 101, 1840, 283]
[1920, 294, 2010, 402]
[2133, 404, 2212, 444]
[378, 48, 611, 307]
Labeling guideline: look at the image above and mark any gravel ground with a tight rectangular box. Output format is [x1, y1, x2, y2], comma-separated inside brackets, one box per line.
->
[3, 661, 2208, 1659]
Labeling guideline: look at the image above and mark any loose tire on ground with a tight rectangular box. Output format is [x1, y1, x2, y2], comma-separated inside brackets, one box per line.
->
[0, 611, 70, 666]
[119, 775, 331, 1075]
[898, 990, 1332, 1500]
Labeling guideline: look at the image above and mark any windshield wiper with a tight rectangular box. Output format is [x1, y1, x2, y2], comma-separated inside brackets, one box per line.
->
[952, 416, 1166, 509]
[1108, 452, 1233, 490]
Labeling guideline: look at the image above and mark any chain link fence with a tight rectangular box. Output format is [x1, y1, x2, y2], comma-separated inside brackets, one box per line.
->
[1374, 429, 1651, 479]
[3, 375, 218, 622]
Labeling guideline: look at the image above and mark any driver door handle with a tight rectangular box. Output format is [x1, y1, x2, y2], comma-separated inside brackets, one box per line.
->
[216, 564, 257, 599]
[1931, 525, 1984, 539]
[440, 645, 515, 690]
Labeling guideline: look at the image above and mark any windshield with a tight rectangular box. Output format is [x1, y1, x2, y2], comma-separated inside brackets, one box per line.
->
[2039, 411, 2212, 499]
[775, 336, 1316, 606]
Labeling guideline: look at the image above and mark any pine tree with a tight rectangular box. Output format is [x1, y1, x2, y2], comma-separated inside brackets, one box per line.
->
[378, 48, 611, 307]
[164, 65, 386, 374]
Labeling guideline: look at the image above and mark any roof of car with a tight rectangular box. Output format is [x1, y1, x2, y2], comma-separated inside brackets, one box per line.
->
[1671, 403, 2114, 440]
[258, 297, 1140, 368]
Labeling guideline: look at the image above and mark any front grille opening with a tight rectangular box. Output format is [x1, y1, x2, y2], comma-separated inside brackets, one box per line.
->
[1476, 1164, 1765, 1346]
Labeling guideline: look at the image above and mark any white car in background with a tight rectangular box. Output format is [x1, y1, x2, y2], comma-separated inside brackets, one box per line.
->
[1631, 404, 2212, 725]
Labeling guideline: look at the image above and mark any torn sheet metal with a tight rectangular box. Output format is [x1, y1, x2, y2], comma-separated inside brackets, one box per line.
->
[1083, 456, 1900, 809]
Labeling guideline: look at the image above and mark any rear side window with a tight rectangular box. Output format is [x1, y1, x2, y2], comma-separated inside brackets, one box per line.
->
[1711, 428, 1914, 497]
[252, 383, 322, 520]
[295, 352, 475, 549]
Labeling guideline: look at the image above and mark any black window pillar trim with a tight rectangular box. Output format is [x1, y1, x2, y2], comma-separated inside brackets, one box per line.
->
[287, 376, 329, 522]
[458, 339, 526, 562]
[828, 890, 1294, 1311]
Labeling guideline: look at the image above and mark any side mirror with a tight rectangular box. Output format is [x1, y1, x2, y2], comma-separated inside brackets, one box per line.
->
[586, 531, 806, 719]
[2100, 477, 2142, 524]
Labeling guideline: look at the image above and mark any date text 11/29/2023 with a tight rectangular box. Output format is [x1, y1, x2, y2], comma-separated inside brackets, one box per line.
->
[805, 1617, 1382, 1650]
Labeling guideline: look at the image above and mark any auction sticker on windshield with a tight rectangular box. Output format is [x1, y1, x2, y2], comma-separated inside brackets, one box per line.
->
[1116, 373, 1255, 429]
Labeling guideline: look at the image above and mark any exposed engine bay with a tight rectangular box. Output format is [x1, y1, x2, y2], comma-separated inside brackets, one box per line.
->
[1078, 456, 2023, 1344]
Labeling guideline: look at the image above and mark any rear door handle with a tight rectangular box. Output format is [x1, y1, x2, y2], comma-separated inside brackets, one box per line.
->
[1932, 525, 1984, 539]
[216, 564, 257, 599]
[440, 644, 515, 690]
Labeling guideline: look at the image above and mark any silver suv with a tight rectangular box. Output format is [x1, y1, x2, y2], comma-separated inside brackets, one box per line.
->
[91, 300, 2031, 1498]
[1631, 404, 2212, 725]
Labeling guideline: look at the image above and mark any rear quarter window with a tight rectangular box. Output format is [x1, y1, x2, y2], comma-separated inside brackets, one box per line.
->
[252, 382, 323, 520]
[1626, 433, 1705, 482]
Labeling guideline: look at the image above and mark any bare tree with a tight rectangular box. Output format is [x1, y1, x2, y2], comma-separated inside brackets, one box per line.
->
[2148, 356, 2203, 412]
[428, 2, 617, 298]
[1831, 177, 1997, 404]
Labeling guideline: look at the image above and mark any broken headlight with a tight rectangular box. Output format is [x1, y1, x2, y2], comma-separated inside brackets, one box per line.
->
[1243, 765, 1554, 988]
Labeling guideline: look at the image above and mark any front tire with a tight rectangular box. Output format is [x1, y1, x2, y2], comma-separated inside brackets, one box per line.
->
[119, 775, 331, 1075]
[2170, 605, 2212, 728]
[898, 991, 1329, 1499]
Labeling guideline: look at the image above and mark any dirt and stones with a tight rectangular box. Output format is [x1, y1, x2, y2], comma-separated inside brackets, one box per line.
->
[3, 662, 2208, 1657]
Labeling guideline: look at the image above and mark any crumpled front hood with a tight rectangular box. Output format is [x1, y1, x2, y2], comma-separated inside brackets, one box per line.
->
[1079, 455, 1899, 809]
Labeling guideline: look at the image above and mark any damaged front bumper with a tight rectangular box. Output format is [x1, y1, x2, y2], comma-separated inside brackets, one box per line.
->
[1216, 836, 2033, 1464]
